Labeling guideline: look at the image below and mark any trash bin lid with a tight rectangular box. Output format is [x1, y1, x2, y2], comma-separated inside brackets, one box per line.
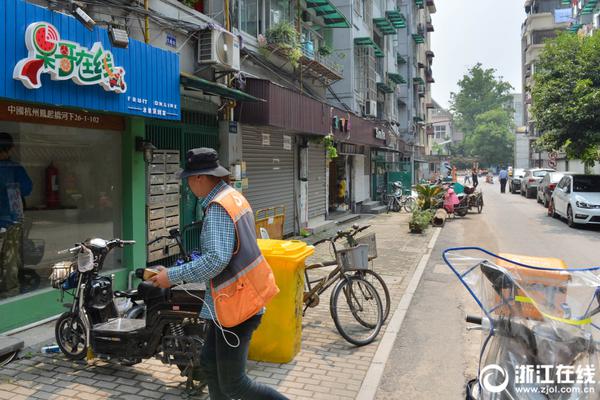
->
[257, 239, 314, 261]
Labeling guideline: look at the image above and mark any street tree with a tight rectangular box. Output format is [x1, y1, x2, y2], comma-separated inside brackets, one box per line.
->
[532, 31, 600, 168]
[468, 108, 515, 166]
[450, 63, 514, 137]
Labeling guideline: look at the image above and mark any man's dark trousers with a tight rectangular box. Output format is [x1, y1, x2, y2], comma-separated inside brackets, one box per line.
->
[500, 178, 507, 193]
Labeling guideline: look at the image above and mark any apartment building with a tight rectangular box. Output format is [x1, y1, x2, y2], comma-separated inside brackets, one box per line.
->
[522, 0, 570, 167]
[329, 0, 436, 189]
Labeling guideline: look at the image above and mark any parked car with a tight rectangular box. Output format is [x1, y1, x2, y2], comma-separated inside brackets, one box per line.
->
[550, 174, 600, 228]
[537, 171, 565, 208]
[509, 168, 526, 194]
[520, 168, 555, 198]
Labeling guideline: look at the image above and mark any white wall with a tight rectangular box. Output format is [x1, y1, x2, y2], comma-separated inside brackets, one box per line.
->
[352, 155, 370, 203]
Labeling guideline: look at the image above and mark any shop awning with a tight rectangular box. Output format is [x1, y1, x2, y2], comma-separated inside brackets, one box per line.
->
[397, 54, 407, 64]
[180, 73, 265, 102]
[413, 77, 425, 86]
[377, 82, 394, 94]
[388, 73, 406, 84]
[386, 11, 406, 29]
[354, 37, 384, 57]
[373, 17, 396, 35]
[581, 0, 598, 15]
[305, 0, 351, 28]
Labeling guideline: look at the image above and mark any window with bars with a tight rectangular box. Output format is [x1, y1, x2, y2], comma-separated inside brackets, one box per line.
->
[364, 0, 373, 29]
[354, 46, 377, 104]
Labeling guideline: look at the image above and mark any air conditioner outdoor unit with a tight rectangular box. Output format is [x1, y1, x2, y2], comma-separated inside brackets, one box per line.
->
[198, 30, 240, 71]
[365, 100, 377, 117]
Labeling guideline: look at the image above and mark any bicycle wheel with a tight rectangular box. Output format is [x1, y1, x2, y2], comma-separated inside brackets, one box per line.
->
[330, 276, 383, 346]
[355, 269, 390, 322]
[403, 196, 417, 213]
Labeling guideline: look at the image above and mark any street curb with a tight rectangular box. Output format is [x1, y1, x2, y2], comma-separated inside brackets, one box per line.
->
[356, 227, 442, 400]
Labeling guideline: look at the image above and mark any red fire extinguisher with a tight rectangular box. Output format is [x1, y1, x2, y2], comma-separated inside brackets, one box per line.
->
[45, 161, 60, 209]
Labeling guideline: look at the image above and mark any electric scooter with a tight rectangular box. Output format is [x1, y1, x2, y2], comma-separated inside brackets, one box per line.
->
[50, 223, 208, 390]
[443, 248, 600, 399]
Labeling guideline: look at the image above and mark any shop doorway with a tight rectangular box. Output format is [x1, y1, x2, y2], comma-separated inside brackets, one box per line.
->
[328, 155, 349, 212]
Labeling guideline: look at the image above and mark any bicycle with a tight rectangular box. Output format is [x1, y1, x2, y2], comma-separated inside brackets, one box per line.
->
[385, 181, 417, 213]
[303, 224, 390, 346]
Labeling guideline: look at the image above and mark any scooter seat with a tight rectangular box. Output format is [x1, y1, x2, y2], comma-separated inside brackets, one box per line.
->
[137, 281, 169, 303]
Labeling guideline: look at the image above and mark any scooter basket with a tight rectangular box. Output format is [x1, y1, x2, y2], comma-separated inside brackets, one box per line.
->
[336, 244, 369, 272]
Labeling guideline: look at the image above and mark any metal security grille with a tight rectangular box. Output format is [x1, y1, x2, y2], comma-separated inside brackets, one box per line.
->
[307, 142, 326, 219]
[355, 46, 377, 104]
[145, 110, 218, 264]
[242, 126, 296, 236]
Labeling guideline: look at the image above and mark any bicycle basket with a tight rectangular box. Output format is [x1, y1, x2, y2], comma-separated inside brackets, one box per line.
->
[355, 233, 377, 260]
[49, 261, 75, 289]
[336, 244, 369, 272]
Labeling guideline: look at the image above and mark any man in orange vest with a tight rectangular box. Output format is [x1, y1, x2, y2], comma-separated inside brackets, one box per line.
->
[150, 148, 285, 400]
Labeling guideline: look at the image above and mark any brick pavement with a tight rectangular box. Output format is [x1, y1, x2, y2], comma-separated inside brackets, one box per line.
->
[0, 212, 434, 400]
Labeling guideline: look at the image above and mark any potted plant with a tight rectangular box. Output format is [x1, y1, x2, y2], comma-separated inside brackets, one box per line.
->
[318, 44, 333, 57]
[409, 208, 433, 234]
[264, 21, 302, 67]
[415, 184, 443, 210]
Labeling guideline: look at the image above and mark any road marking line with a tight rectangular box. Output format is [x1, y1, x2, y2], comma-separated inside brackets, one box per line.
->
[356, 227, 442, 400]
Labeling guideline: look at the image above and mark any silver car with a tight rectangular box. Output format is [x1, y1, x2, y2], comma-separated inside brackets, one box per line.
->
[509, 168, 526, 194]
[520, 168, 555, 199]
[537, 171, 566, 208]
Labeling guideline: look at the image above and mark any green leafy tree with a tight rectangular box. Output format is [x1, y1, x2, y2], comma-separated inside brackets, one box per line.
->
[531, 31, 600, 168]
[450, 63, 514, 137]
[467, 108, 515, 166]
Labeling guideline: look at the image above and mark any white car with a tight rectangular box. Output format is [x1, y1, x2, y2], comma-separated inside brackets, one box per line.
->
[550, 174, 600, 228]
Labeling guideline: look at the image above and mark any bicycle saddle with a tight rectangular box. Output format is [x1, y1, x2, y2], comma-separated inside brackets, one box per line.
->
[137, 281, 169, 303]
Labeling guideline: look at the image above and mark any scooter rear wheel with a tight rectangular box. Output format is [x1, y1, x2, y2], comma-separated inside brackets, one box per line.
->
[55, 312, 88, 360]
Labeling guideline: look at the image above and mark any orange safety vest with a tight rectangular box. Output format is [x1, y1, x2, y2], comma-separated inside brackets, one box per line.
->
[207, 187, 280, 328]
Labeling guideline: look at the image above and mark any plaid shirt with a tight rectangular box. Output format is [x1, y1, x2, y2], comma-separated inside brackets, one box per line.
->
[167, 180, 235, 319]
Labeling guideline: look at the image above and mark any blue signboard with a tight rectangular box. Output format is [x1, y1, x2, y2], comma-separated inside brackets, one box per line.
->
[0, 0, 181, 120]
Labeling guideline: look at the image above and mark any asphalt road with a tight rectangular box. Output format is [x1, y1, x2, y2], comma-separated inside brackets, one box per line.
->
[375, 179, 600, 399]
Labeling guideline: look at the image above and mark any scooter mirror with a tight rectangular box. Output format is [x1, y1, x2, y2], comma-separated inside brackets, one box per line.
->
[135, 268, 145, 280]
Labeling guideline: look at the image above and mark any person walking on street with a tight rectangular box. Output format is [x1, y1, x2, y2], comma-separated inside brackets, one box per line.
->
[499, 167, 508, 193]
[464, 172, 472, 185]
[149, 148, 287, 400]
[0, 132, 32, 298]
[471, 167, 479, 188]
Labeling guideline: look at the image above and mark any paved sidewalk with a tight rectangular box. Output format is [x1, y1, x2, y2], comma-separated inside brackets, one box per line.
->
[0, 212, 435, 400]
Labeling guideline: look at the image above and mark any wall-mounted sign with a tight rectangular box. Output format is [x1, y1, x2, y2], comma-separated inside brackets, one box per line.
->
[0, 100, 125, 131]
[262, 133, 271, 146]
[1, 0, 181, 120]
[283, 135, 292, 150]
[166, 34, 177, 48]
[374, 128, 386, 140]
[14, 22, 127, 93]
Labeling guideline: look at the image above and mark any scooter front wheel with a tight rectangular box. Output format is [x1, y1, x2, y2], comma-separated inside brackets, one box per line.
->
[55, 312, 88, 360]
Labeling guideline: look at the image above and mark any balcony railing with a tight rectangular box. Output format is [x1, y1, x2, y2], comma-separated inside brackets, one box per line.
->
[412, 24, 425, 43]
[299, 45, 344, 84]
[426, 0, 436, 13]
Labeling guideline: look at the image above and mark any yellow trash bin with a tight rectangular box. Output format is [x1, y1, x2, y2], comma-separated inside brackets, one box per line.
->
[248, 239, 314, 363]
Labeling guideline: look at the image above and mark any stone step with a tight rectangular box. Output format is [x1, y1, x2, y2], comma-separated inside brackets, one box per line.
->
[336, 213, 361, 225]
[361, 200, 383, 213]
[0, 335, 24, 360]
[364, 205, 388, 215]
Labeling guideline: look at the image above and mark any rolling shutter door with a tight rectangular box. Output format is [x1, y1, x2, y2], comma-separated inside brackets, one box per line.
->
[242, 126, 296, 236]
[307, 142, 326, 219]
